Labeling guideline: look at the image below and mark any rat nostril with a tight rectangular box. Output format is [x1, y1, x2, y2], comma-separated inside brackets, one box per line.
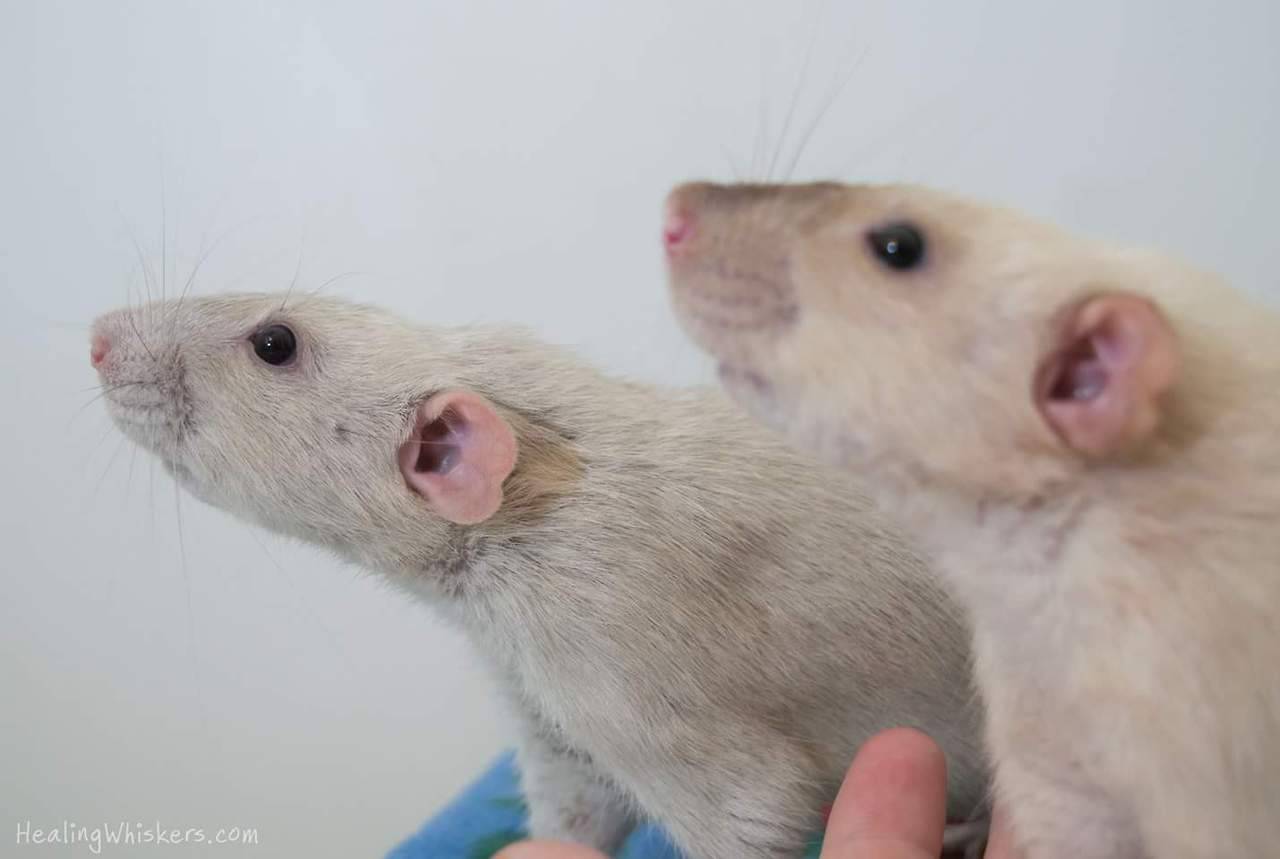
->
[90, 333, 111, 368]
[663, 206, 692, 252]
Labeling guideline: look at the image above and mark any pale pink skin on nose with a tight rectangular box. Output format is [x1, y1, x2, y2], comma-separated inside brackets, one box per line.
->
[663, 203, 692, 252]
[90, 333, 111, 368]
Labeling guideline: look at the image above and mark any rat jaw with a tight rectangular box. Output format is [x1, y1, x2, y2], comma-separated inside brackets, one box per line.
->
[668, 253, 844, 467]
[106, 401, 186, 465]
[666, 242, 802, 409]
[669, 284, 790, 417]
[671, 296, 849, 473]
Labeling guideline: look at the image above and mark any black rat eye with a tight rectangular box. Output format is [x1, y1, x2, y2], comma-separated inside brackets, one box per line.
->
[251, 324, 297, 366]
[867, 222, 926, 271]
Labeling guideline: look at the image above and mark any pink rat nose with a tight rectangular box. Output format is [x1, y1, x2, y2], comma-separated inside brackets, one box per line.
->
[90, 333, 111, 368]
[663, 204, 692, 252]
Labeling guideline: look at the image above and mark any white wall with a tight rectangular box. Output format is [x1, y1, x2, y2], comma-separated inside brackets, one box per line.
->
[2, 1, 1276, 856]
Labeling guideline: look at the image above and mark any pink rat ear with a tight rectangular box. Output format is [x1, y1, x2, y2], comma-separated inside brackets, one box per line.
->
[1036, 293, 1180, 458]
[398, 390, 518, 525]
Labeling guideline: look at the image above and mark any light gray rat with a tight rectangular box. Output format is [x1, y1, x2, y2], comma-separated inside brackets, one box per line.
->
[90, 293, 988, 859]
[664, 180, 1280, 858]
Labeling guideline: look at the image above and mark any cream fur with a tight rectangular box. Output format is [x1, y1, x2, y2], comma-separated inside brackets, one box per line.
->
[667, 180, 1280, 858]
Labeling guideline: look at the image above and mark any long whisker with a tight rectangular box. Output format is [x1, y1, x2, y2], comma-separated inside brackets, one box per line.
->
[125, 311, 157, 361]
[148, 457, 156, 532]
[86, 432, 128, 506]
[764, 1, 825, 181]
[122, 276, 136, 345]
[719, 145, 744, 182]
[79, 380, 139, 394]
[79, 379, 147, 397]
[279, 223, 310, 314]
[175, 215, 263, 319]
[780, 41, 871, 182]
[170, 465, 210, 734]
[81, 420, 124, 468]
[127, 312, 157, 358]
[125, 441, 140, 502]
[295, 270, 366, 307]
[88, 434, 129, 503]
[117, 205, 159, 335]
[160, 167, 168, 307]
[74, 381, 147, 417]
[750, 42, 771, 181]
[173, 471, 190, 605]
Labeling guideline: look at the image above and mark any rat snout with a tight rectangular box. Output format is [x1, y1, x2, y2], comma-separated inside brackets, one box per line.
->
[91, 303, 193, 460]
[663, 181, 832, 255]
[663, 182, 800, 339]
[91, 307, 174, 383]
[663, 182, 762, 256]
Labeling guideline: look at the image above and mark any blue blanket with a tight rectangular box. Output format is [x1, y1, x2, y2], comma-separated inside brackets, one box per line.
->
[386, 753, 825, 858]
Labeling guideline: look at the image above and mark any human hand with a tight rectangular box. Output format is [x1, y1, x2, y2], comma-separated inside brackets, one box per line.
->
[495, 727, 1016, 859]
[816, 727, 1015, 858]
[496, 841, 604, 859]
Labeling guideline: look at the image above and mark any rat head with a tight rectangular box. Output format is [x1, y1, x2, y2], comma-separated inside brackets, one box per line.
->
[90, 294, 519, 578]
[665, 182, 1182, 500]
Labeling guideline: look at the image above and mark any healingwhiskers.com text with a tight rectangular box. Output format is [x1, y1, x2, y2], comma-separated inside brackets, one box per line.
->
[15, 820, 260, 854]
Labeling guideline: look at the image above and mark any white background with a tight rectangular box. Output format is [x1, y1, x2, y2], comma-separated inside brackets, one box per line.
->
[2, 1, 1277, 856]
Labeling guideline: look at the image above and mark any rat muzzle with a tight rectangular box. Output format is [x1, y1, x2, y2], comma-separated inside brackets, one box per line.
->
[91, 305, 193, 466]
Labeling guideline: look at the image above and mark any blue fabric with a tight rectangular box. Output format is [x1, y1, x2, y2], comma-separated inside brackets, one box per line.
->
[386, 752, 687, 859]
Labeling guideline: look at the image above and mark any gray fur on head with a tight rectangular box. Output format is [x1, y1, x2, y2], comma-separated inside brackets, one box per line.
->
[93, 292, 987, 858]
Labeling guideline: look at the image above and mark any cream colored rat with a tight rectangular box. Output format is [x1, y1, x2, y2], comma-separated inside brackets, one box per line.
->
[90, 293, 989, 859]
[664, 181, 1280, 858]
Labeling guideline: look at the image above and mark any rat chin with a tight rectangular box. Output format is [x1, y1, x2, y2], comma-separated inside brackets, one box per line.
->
[104, 406, 185, 468]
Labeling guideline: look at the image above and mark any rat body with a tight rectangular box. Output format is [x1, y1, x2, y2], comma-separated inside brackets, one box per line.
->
[91, 293, 987, 859]
[664, 181, 1280, 858]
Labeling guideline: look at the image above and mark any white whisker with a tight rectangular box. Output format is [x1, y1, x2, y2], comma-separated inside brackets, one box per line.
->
[89, 434, 129, 505]
[765, 2, 825, 181]
[780, 41, 870, 182]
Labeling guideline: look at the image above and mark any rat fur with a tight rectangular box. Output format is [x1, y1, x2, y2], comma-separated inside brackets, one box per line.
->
[664, 180, 1280, 858]
[91, 292, 988, 859]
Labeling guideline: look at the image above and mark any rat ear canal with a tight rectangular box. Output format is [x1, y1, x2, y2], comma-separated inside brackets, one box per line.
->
[1037, 293, 1180, 458]
[398, 390, 518, 525]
